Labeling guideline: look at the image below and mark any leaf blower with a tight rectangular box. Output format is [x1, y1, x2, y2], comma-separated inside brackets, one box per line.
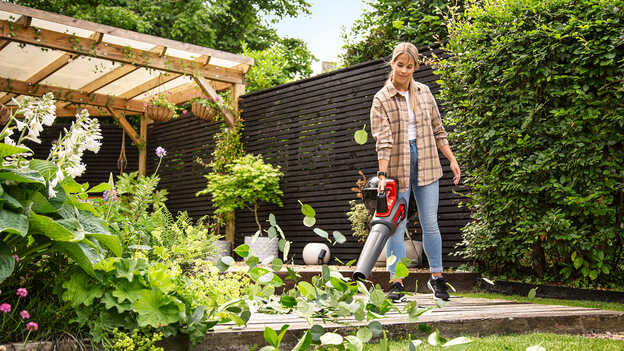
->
[352, 177, 407, 281]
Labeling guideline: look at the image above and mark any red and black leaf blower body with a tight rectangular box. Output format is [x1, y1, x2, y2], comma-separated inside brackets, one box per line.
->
[353, 177, 406, 281]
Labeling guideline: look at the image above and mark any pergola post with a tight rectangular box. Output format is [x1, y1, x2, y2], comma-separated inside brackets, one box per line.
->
[225, 83, 246, 244]
[138, 114, 148, 176]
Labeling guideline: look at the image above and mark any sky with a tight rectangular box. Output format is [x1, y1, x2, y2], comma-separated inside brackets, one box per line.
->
[271, 0, 370, 74]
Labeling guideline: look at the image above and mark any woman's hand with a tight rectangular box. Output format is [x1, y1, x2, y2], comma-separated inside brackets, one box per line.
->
[450, 160, 461, 185]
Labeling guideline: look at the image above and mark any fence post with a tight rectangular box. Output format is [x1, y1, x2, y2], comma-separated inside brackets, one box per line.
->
[225, 83, 246, 244]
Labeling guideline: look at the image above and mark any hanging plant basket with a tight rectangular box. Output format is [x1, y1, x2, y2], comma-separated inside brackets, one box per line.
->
[145, 105, 174, 122]
[192, 102, 217, 121]
[0, 103, 10, 125]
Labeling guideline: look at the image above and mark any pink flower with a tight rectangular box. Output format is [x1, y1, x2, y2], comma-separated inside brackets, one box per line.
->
[13, 254, 19, 262]
[182, 109, 188, 114]
[26, 322, 38, 331]
[0, 303, 11, 313]
[16, 288, 27, 297]
[20, 310, 30, 319]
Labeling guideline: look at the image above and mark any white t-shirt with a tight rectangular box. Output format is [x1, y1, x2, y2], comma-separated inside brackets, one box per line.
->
[398, 90, 417, 140]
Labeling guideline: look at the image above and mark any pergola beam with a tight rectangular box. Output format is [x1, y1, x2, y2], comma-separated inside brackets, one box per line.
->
[106, 107, 142, 146]
[0, 19, 245, 85]
[193, 74, 236, 127]
[0, 77, 145, 112]
[0, 15, 30, 51]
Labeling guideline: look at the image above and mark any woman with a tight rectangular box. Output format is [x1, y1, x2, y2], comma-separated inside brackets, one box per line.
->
[370, 42, 461, 301]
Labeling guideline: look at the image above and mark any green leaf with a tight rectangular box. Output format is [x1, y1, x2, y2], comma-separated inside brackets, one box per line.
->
[320, 332, 343, 345]
[392, 20, 404, 29]
[133, 289, 184, 328]
[29, 191, 57, 213]
[264, 326, 278, 347]
[267, 226, 277, 239]
[356, 327, 372, 343]
[271, 258, 283, 272]
[259, 271, 274, 284]
[276, 324, 289, 346]
[0, 191, 23, 210]
[297, 281, 316, 299]
[310, 325, 325, 343]
[395, 261, 409, 279]
[299, 201, 316, 217]
[368, 321, 383, 336]
[409, 339, 423, 350]
[292, 331, 312, 351]
[29, 159, 58, 181]
[111, 278, 145, 303]
[0, 209, 29, 236]
[87, 182, 112, 193]
[61, 177, 82, 194]
[283, 241, 290, 261]
[345, 258, 357, 266]
[481, 277, 495, 285]
[268, 213, 276, 226]
[148, 266, 176, 293]
[427, 330, 441, 346]
[370, 287, 386, 305]
[0, 143, 31, 158]
[0, 168, 45, 184]
[87, 233, 122, 257]
[322, 264, 330, 281]
[234, 244, 250, 258]
[345, 335, 363, 351]
[354, 125, 368, 145]
[527, 287, 538, 299]
[280, 295, 297, 308]
[29, 213, 84, 242]
[303, 216, 316, 227]
[573, 257, 583, 270]
[332, 230, 346, 244]
[386, 255, 397, 267]
[0, 245, 15, 284]
[314, 228, 328, 239]
[61, 270, 103, 308]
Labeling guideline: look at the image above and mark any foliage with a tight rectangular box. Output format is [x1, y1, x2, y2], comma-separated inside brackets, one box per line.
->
[242, 40, 316, 93]
[436, 0, 624, 288]
[347, 200, 373, 243]
[13, 0, 314, 73]
[0, 94, 120, 282]
[208, 120, 245, 175]
[196, 154, 283, 234]
[111, 328, 163, 351]
[340, 0, 465, 66]
[145, 92, 179, 119]
[182, 263, 250, 307]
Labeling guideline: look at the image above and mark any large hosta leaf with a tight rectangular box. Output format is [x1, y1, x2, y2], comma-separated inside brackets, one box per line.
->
[77, 211, 121, 256]
[29, 191, 57, 213]
[0, 168, 45, 184]
[0, 143, 32, 158]
[133, 289, 184, 328]
[29, 159, 58, 181]
[29, 213, 85, 242]
[55, 241, 102, 276]
[0, 209, 29, 236]
[0, 244, 15, 284]
[0, 190, 23, 210]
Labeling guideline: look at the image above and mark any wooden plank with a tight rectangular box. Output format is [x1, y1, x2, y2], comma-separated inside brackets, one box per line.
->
[0, 15, 30, 51]
[107, 108, 142, 145]
[138, 114, 148, 175]
[0, 77, 145, 112]
[0, 2, 253, 66]
[0, 19, 245, 85]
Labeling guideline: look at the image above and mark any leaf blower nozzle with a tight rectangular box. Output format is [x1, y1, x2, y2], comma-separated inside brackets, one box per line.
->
[352, 177, 406, 281]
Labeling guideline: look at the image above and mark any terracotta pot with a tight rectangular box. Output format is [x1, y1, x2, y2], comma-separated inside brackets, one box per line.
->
[145, 105, 173, 122]
[191, 102, 217, 121]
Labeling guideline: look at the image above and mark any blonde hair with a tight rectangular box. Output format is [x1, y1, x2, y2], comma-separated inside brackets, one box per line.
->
[387, 42, 420, 114]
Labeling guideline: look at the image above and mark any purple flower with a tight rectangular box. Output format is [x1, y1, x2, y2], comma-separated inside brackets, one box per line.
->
[102, 189, 119, 202]
[0, 303, 11, 313]
[20, 310, 30, 319]
[16, 288, 27, 297]
[26, 322, 38, 331]
[155, 146, 167, 158]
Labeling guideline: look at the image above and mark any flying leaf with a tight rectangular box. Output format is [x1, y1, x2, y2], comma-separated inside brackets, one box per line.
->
[442, 337, 472, 347]
[482, 277, 495, 285]
[303, 216, 316, 227]
[298, 200, 316, 217]
[320, 332, 343, 345]
[354, 124, 368, 145]
[528, 287, 538, 299]
[313, 228, 328, 239]
[332, 230, 346, 244]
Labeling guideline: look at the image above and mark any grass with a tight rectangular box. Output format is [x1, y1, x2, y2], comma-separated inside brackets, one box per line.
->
[457, 292, 624, 312]
[364, 333, 624, 350]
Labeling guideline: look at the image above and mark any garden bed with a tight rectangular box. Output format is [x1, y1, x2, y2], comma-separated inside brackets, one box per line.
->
[476, 280, 624, 303]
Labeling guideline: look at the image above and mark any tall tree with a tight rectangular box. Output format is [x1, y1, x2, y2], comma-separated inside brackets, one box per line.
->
[339, 0, 465, 66]
[10, 0, 311, 52]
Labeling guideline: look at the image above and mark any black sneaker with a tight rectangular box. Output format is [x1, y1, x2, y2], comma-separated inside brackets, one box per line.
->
[387, 282, 407, 302]
[427, 276, 450, 301]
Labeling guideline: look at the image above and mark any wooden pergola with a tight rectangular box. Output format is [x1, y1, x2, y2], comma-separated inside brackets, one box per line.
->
[0, 3, 253, 242]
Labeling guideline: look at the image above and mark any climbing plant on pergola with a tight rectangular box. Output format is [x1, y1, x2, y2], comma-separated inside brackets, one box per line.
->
[0, 2, 252, 175]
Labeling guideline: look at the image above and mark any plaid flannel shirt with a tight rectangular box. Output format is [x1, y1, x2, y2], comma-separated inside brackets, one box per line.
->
[370, 81, 449, 192]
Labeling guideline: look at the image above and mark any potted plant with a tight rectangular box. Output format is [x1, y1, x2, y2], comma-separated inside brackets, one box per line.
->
[144, 91, 178, 122]
[189, 93, 221, 121]
[196, 153, 283, 262]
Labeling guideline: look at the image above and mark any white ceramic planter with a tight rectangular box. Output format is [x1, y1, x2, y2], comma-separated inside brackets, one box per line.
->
[244, 236, 278, 262]
[302, 243, 331, 264]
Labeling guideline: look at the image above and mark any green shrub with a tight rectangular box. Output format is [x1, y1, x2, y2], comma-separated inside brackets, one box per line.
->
[436, 0, 624, 288]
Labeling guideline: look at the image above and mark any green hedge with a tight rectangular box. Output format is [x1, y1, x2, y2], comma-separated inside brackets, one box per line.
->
[436, 0, 624, 288]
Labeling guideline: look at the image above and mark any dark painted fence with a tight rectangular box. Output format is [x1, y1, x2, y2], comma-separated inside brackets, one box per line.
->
[235, 46, 471, 267]
[31, 122, 139, 185]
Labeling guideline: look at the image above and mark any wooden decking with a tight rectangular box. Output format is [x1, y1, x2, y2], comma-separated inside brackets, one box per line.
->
[195, 295, 624, 351]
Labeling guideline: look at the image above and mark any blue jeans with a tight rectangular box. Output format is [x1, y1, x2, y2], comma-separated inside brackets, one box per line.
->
[386, 140, 443, 277]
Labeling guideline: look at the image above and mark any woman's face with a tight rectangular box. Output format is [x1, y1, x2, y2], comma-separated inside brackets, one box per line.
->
[391, 53, 416, 89]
